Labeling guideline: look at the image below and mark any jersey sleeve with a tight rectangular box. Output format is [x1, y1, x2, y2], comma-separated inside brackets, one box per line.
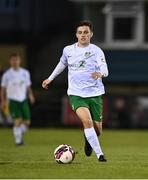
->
[47, 47, 68, 81]
[96, 49, 109, 77]
[1, 73, 8, 87]
[48, 61, 66, 81]
[60, 48, 68, 66]
[26, 71, 32, 86]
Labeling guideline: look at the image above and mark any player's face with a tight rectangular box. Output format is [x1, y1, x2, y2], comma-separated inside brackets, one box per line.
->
[10, 56, 21, 69]
[76, 26, 93, 47]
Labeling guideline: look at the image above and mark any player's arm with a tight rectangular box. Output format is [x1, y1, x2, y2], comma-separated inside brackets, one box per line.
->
[1, 74, 8, 111]
[26, 71, 35, 104]
[1, 86, 7, 111]
[42, 61, 66, 89]
[27, 86, 35, 104]
[42, 47, 68, 89]
[92, 61, 108, 79]
[91, 50, 109, 80]
[99, 57, 108, 78]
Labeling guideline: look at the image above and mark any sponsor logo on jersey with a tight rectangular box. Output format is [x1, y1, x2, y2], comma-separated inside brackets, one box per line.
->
[78, 60, 86, 68]
[84, 52, 95, 59]
[69, 60, 86, 70]
[85, 52, 91, 58]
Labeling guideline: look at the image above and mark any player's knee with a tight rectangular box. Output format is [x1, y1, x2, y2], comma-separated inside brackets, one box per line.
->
[15, 123, 20, 127]
[83, 119, 93, 128]
[24, 121, 31, 127]
[15, 119, 22, 127]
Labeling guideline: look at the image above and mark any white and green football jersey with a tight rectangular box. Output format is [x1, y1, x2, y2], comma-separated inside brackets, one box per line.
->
[48, 43, 108, 98]
[1, 68, 31, 102]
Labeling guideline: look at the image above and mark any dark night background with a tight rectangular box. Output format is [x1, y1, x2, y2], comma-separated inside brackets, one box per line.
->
[0, 0, 148, 128]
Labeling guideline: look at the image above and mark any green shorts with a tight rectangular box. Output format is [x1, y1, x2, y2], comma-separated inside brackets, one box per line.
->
[68, 95, 103, 122]
[9, 99, 31, 121]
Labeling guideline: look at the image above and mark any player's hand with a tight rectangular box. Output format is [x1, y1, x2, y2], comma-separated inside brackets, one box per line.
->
[91, 72, 103, 80]
[42, 79, 52, 89]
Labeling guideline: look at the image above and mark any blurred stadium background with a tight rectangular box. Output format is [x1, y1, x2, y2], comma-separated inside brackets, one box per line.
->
[0, 0, 148, 129]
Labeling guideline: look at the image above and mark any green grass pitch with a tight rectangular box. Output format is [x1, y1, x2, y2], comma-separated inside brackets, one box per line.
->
[0, 128, 148, 179]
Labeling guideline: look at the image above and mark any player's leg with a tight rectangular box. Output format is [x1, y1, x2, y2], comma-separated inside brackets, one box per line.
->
[84, 121, 102, 156]
[76, 107, 104, 161]
[69, 95, 92, 155]
[21, 100, 31, 136]
[93, 121, 107, 161]
[83, 96, 103, 156]
[69, 95, 106, 161]
[90, 96, 107, 161]
[76, 105, 93, 156]
[13, 118, 23, 145]
[9, 100, 23, 145]
[94, 121, 102, 136]
[20, 120, 30, 134]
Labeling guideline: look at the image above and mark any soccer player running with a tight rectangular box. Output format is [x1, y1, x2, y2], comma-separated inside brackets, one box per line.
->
[1, 53, 35, 145]
[42, 21, 108, 162]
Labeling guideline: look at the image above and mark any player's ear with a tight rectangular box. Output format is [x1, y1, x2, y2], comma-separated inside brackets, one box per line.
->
[90, 32, 93, 38]
[76, 32, 78, 39]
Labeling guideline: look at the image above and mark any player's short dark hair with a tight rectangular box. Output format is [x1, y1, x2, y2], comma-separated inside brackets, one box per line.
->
[10, 53, 20, 58]
[75, 20, 93, 32]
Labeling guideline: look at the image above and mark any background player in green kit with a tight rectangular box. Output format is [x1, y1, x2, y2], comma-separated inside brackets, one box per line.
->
[42, 21, 108, 162]
[1, 53, 35, 145]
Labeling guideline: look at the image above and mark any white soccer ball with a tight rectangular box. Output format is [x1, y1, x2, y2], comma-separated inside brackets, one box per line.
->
[54, 144, 75, 164]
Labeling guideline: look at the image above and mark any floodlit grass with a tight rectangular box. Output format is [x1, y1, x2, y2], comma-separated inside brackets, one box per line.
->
[0, 128, 148, 178]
